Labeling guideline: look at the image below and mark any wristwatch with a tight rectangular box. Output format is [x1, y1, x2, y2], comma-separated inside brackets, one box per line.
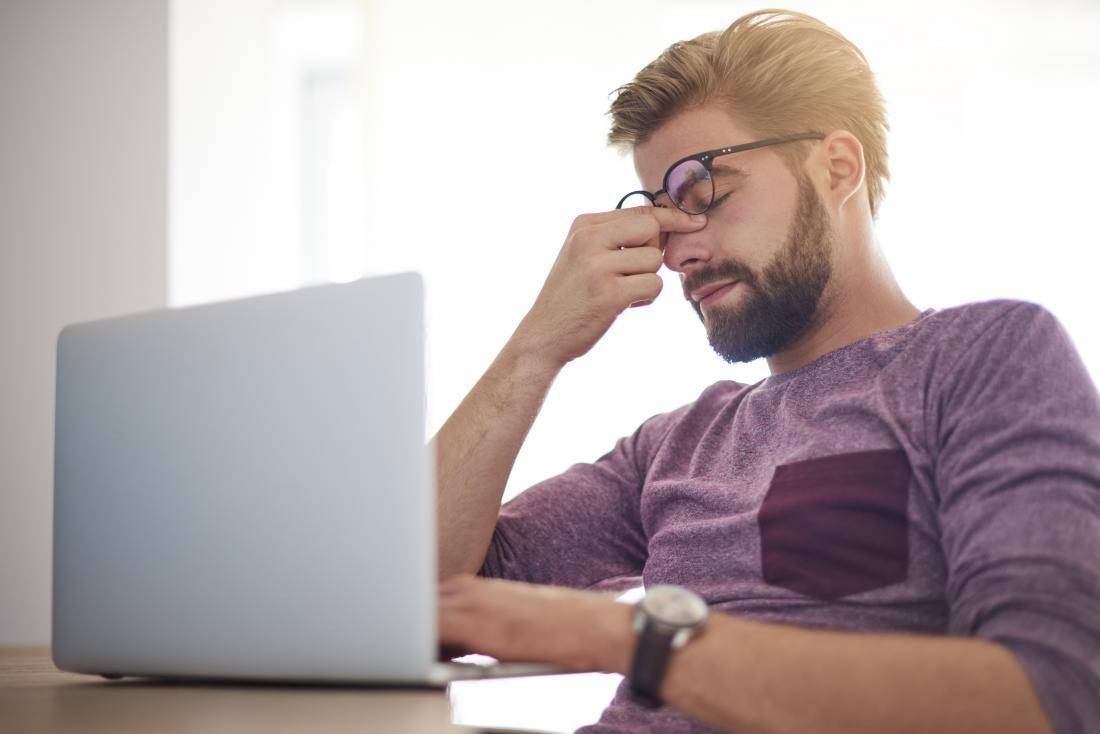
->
[628, 585, 709, 708]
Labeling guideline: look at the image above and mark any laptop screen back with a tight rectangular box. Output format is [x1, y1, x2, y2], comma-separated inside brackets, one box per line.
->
[53, 272, 436, 681]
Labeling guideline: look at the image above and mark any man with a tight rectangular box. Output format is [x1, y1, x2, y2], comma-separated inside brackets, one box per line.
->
[433, 9, 1100, 734]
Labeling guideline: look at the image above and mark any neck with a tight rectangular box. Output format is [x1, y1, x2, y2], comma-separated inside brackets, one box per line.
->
[766, 239, 920, 376]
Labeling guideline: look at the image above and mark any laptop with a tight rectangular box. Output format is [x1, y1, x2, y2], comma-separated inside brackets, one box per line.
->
[52, 271, 568, 685]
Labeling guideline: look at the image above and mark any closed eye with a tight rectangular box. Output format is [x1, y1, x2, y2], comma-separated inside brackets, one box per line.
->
[711, 192, 733, 209]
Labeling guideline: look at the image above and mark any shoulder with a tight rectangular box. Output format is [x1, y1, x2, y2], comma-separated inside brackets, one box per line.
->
[913, 298, 1068, 371]
[922, 298, 1053, 341]
[923, 298, 1094, 410]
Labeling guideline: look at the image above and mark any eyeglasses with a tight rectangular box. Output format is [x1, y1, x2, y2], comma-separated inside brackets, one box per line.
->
[616, 132, 826, 215]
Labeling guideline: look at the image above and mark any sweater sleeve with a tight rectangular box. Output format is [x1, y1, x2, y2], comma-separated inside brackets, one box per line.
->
[932, 301, 1100, 734]
[477, 407, 684, 592]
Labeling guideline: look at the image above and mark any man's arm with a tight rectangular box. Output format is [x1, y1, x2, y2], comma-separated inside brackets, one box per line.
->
[432, 333, 562, 580]
[432, 206, 706, 580]
[434, 332, 678, 588]
[439, 576, 1055, 734]
[596, 603, 1055, 734]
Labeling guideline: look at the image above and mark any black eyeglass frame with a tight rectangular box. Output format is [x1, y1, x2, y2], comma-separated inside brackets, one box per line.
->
[616, 132, 826, 215]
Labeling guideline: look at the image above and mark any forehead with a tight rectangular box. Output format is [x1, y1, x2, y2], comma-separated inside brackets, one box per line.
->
[633, 105, 759, 189]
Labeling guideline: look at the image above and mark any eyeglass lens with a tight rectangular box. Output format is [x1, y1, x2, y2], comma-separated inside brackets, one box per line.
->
[618, 159, 714, 213]
[667, 159, 713, 215]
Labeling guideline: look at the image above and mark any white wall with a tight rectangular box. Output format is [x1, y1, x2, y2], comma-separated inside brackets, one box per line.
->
[0, 0, 168, 644]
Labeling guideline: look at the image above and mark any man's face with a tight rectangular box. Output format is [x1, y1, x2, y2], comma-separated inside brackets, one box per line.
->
[633, 106, 835, 364]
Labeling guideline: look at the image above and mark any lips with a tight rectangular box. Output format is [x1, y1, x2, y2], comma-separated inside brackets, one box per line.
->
[691, 280, 738, 302]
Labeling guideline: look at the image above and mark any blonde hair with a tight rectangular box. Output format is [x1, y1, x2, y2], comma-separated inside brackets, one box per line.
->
[608, 9, 890, 220]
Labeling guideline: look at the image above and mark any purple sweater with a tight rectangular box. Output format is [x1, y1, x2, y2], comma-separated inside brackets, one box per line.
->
[479, 299, 1100, 734]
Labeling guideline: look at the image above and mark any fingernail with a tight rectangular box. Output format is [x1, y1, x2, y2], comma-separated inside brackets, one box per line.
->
[690, 213, 707, 224]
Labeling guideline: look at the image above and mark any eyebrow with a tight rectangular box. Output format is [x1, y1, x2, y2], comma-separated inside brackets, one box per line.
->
[711, 164, 749, 180]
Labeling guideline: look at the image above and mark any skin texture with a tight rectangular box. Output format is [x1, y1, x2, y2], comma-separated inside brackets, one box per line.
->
[437, 106, 1054, 733]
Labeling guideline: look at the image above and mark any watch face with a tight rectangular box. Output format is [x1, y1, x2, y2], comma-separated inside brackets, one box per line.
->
[641, 585, 708, 626]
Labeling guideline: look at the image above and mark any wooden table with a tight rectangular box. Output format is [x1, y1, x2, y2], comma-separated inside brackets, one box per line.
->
[0, 646, 519, 733]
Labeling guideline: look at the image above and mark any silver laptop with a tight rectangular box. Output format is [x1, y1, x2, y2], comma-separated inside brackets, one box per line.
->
[53, 271, 566, 684]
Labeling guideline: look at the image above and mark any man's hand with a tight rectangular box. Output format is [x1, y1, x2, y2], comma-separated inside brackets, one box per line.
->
[513, 206, 707, 369]
[437, 574, 633, 672]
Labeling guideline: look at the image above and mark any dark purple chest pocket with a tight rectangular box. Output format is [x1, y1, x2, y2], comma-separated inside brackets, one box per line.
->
[758, 449, 911, 601]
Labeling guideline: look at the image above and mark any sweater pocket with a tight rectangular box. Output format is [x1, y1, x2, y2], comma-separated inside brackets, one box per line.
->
[758, 448, 911, 601]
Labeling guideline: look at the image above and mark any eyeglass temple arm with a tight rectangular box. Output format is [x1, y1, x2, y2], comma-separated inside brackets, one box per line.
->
[617, 133, 823, 208]
[708, 132, 826, 159]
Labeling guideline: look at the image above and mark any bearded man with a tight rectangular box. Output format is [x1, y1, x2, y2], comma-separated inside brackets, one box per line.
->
[432, 9, 1100, 734]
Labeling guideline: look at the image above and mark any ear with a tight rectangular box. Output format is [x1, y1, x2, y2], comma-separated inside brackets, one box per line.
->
[819, 130, 866, 214]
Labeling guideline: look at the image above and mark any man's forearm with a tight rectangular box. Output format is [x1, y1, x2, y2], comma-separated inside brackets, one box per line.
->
[592, 605, 1054, 734]
[433, 333, 562, 580]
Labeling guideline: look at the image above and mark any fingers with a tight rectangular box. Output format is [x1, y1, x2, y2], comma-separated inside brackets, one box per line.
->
[572, 205, 703, 231]
[598, 244, 664, 276]
[438, 576, 478, 652]
[620, 272, 663, 308]
[570, 207, 706, 252]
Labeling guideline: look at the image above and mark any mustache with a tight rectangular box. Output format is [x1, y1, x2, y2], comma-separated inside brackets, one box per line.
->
[683, 261, 757, 300]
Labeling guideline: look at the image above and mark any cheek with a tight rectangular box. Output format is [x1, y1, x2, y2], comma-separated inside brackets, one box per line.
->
[709, 188, 755, 227]
[710, 222, 778, 275]
[724, 192, 791, 246]
[706, 203, 753, 251]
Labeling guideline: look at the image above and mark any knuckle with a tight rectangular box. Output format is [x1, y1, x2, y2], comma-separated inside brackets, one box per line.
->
[565, 229, 590, 253]
[647, 205, 669, 222]
[579, 226, 605, 248]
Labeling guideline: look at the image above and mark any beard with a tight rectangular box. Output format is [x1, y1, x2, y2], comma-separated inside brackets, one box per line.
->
[686, 170, 834, 364]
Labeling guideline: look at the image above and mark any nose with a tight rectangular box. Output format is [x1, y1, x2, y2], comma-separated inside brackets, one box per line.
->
[663, 225, 714, 273]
